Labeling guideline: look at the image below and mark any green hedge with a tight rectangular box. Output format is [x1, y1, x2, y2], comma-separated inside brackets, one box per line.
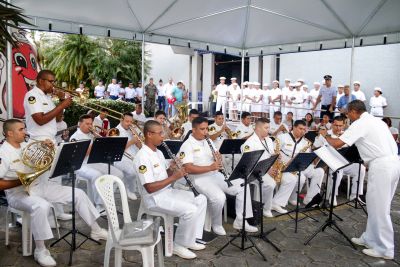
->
[62, 99, 137, 128]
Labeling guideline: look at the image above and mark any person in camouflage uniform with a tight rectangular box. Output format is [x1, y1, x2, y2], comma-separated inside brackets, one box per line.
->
[145, 78, 157, 116]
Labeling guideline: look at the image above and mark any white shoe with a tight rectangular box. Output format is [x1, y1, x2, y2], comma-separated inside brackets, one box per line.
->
[173, 243, 197, 259]
[34, 248, 56, 267]
[351, 237, 369, 248]
[187, 243, 206, 251]
[126, 191, 138, 200]
[271, 205, 288, 214]
[56, 213, 72, 221]
[212, 225, 226, 236]
[233, 218, 258, 233]
[362, 248, 393, 260]
[263, 209, 274, 218]
[90, 228, 108, 241]
[289, 199, 298, 206]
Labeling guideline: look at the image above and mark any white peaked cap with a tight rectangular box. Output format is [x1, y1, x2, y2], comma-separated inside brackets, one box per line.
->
[313, 82, 320, 86]
[219, 76, 226, 80]
[295, 82, 302, 87]
[272, 80, 279, 84]
[230, 77, 237, 80]
[243, 81, 249, 85]
[297, 78, 304, 82]
[374, 87, 382, 93]
[337, 84, 344, 88]
[284, 78, 291, 82]
[263, 83, 269, 87]
[302, 84, 308, 88]
[353, 81, 361, 85]
[254, 82, 260, 86]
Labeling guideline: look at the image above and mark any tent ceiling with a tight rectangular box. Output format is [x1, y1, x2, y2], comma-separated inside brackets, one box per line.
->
[12, 0, 400, 55]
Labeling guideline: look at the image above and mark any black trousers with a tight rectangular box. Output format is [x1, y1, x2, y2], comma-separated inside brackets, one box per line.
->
[321, 104, 334, 120]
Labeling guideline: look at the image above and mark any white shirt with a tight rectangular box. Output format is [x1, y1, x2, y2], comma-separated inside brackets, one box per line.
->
[93, 115, 110, 131]
[56, 121, 68, 144]
[291, 90, 305, 104]
[269, 88, 282, 104]
[278, 132, 312, 164]
[336, 92, 344, 101]
[69, 128, 94, 164]
[269, 120, 288, 136]
[281, 87, 290, 102]
[228, 87, 240, 102]
[0, 141, 28, 194]
[116, 123, 139, 156]
[118, 86, 125, 97]
[352, 90, 366, 101]
[208, 123, 228, 150]
[132, 111, 146, 123]
[157, 84, 166, 97]
[182, 121, 192, 139]
[243, 88, 252, 103]
[23, 86, 57, 139]
[107, 83, 120, 96]
[235, 122, 254, 139]
[309, 89, 320, 104]
[164, 83, 175, 99]
[124, 87, 136, 99]
[369, 95, 387, 111]
[262, 90, 270, 104]
[241, 133, 274, 162]
[94, 85, 105, 97]
[134, 145, 170, 207]
[179, 135, 216, 179]
[135, 87, 143, 98]
[339, 112, 398, 163]
[216, 84, 228, 97]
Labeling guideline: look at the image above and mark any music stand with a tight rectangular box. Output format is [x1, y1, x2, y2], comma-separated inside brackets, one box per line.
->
[49, 140, 100, 266]
[157, 140, 183, 159]
[219, 139, 246, 171]
[304, 145, 356, 249]
[281, 152, 318, 233]
[87, 137, 128, 174]
[215, 150, 266, 260]
[248, 155, 281, 252]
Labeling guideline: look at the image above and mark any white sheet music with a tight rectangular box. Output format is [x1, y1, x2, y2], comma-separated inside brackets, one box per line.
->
[313, 144, 349, 172]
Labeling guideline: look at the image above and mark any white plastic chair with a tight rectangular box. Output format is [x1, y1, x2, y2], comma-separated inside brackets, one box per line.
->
[5, 204, 60, 256]
[137, 198, 174, 257]
[95, 175, 164, 267]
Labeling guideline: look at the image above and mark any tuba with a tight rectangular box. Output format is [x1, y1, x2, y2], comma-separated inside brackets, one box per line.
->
[17, 141, 55, 193]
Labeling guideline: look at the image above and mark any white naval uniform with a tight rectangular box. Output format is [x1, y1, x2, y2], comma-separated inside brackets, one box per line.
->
[339, 112, 400, 258]
[309, 89, 321, 118]
[291, 89, 305, 120]
[369, 95, 387, 117]
[134, 145, 207, 247]
[273, 133, 324, 207]
[132, 111, 146, 124]
[269, 88, 281, 121]
[69, 129, 124, 206]
[56, 120, 68, 144]
[313, 131, 365, 200]
[94, 85, 105, 98]
[235, 122, 254, 139]
[228, 87, 240, 111]
[179, 135, 253, 227]
[352, 90, 366, 102]
[242, 88, 252, 112]
[93, 115, 110, 133]
[114, 123, 140, 194]
[215, 84, 228, 115]
[208, 123, 228, 150]
[107, 83, 120, 98]
[0, 141, 99, 241]
[252, 89, 263, 113]
[269, 120, 288, 137]
[262, 89, 270, 113]
[124, 87, 137, 100]
[284, 89, 295, 115]
[241, 134, 276, 211]
[181, 121, 192, 140]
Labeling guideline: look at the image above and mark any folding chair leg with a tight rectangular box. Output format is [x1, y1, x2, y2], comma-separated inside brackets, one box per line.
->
[164, 217, 174, 257]
[114, 248, 122, 267]
[141, 247, 155, 267]
[22, 212, 32, 256]
[156, 237, 164, 267]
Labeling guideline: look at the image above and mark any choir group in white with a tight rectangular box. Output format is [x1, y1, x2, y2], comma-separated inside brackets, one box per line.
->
[0, 70, 398, 267]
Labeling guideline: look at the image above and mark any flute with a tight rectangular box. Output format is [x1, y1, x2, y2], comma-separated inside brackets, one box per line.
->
[160, 142, 200, 197]
[205, 136, 233, 187]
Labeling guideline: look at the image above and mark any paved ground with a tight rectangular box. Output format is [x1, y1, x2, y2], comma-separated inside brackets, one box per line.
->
[0, 180, 399, 267]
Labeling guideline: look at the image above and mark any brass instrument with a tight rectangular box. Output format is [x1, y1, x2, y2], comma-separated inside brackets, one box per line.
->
[270, 138, 285, 184]
[16, 141, 55, 193]
[169, 102, 188, 139]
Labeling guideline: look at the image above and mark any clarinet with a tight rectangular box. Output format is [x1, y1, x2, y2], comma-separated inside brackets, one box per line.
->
[160, 142, 199, 197]
[205, 136, 233, 187]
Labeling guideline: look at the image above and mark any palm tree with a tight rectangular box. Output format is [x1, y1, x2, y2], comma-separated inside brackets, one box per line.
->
[0, 0, 32, 49]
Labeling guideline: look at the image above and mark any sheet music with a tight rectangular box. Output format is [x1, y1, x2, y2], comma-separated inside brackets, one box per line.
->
[313, 144, 349, 172]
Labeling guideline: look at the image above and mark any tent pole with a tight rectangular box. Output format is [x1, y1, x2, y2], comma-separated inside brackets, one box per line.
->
[240, 49, 245, 119]
[6, 0, 13, 119]
[141, 33, 145, 110]
[349, 36, 355, 86]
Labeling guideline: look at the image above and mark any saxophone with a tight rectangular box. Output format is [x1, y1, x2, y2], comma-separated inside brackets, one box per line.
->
[270, 138, 285, 184]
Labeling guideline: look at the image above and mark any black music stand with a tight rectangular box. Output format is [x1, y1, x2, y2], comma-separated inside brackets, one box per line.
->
[304, 145, 356, 249]
[215, 150, 266, 260]
[219, 139, 246, 171]
[157, 140, 183, 159]
[248, 155, 281, 252]
[49, 140, 100, 266]
[282, 152, 318, 233]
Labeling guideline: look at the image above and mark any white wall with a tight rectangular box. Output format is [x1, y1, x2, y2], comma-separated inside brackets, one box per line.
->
[280, 44, 400, 126]
[146, 43, 190, 85]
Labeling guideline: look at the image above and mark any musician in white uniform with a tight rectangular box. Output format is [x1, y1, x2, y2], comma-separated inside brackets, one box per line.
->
[269, 111, 289, 137]
[181, 109, 200, 140]
[314, 116, 366, 206]
[23, 70, 73, 220]
[179, 117, 257, 235]
[93, 108, 110, 136]
[235, 112, 254, 139]
[115, 112, 143, 200]
[134, 120, 207, 259]
[215, 77, 228, 115]
[132, 104, 147, 124]
[241, 118, 277, 217]
[208, 111, 229, 150]
[325, 100, 399, 260]
[369, 87, 387, 117]
[70, 115, 124, 212]
[0, 119, 107, 267]
[272, 120, 324, 210]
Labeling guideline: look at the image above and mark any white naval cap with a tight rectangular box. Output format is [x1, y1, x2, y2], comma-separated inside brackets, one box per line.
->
[353, 81, 361, 85]
[219, 76, 226, 80]
[295, 82, 302, 87]
[248, 81, 254, 85]
[297, 78, 304, 83]
[230, 77, 237, 80]
[272, 80, 279, 84]
[374, 87, 382, 93]
[263, 83, 269, 87]
[254, 82, 260, 86]
[337, 84, 344, 88]
[313, 82, 320, 86]
[284, 78, 291, 82]
[243, 81, 249, 85]
[302, 84, 308, 88]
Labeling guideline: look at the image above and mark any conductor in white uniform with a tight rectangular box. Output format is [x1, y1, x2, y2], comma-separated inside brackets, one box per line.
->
[325, 100, 400, 260]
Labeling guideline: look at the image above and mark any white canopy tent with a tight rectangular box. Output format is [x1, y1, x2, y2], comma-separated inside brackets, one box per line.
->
[5, 0, 400, 117]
